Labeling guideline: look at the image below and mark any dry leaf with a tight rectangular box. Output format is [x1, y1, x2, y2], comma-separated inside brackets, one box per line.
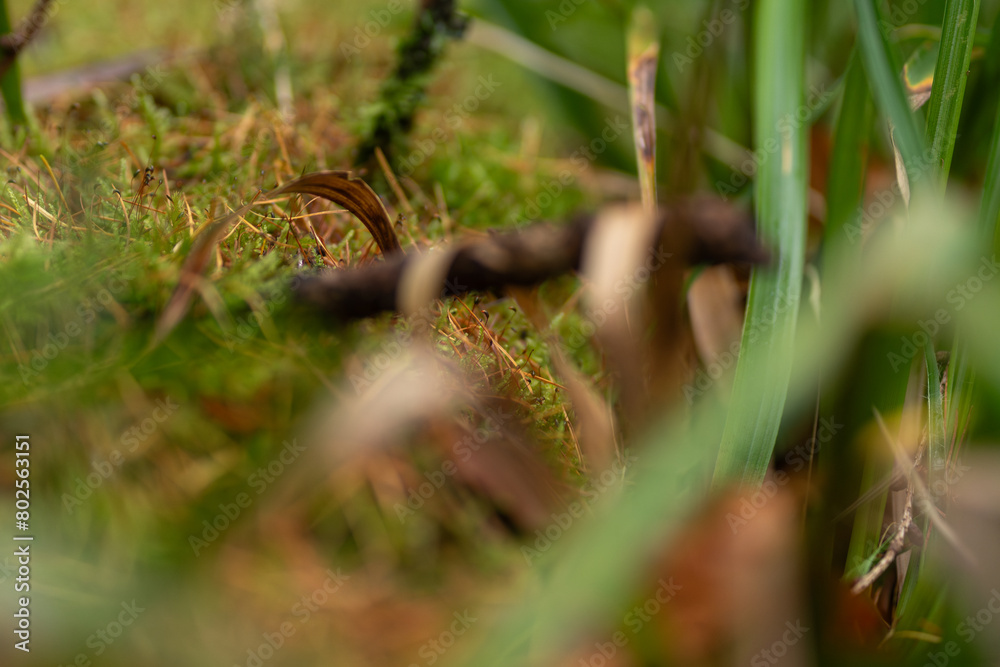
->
[155, 171, 400, 343]
[688, 265, 744, 378]
[579, 203, 661, 419]
[651, 482, 807, 666]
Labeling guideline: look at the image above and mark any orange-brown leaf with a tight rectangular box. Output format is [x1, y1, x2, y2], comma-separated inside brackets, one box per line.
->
[154, 171, 400, 343]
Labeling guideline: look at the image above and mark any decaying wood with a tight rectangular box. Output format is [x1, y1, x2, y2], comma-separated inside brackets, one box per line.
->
[293, 197, 769, 322]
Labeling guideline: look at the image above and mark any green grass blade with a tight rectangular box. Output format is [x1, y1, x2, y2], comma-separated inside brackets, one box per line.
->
[952, 6, 1000, 172]
[819, 51, 900, 593]
[922, 0, 981, 506]
[925, 342, 946, 501]
[838, 333, 910, 583]
[712, 0, 808, 488]
[893, 345, 948, 643]
[0, 0, 29, 127]
[824, 49, 874, 246]
[853, 0, 927, 176]
[943, 42, 1000, 499]
[982, 79, 1000, 254]
[945, 337, 974, 449]
[841, 2, 935, 588]
[924, 0, 980, 184]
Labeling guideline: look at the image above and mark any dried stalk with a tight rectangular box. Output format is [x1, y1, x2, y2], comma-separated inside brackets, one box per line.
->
[293, 198, 768, 322]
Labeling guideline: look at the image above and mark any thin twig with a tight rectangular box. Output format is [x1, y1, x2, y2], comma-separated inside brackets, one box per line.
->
[852, 482, 914, 595]
[293, 198, 768, 322]
[872, 409, 977, 567]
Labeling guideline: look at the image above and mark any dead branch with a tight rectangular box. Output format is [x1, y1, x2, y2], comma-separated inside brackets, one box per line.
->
[851, 483, 914, 595]
[292, 198, 768, 322]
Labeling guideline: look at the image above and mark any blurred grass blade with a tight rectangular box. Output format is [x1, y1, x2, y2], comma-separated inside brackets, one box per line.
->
[820, 55, 888, 584]
[920, 0, 979, 499]
[0, 0, 28, 127]
[465, 20, 629, 123]
[982, 80, 1000, 258]
[944, 42, 1000, 496]
[945, 338, 974, 450]
[924, 0, 980, 185]
[824, 49, 874, 246]
[465, 19, 746, 170]
[854, 0, 927, 179]
[870, 0, 982, 604]
[925, 343, 946, 502]
[840, 4, 982, 584]
[893, 343, 956, 629]
[843, 0, 967, 602]
[627, 5, 659, 215]
[712, 0, 808, 488]
[840, 334, 911, 579]
[155, 171, 400, 343]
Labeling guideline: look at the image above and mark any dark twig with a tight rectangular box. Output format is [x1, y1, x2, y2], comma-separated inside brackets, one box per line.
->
[293, 199, 768, 322]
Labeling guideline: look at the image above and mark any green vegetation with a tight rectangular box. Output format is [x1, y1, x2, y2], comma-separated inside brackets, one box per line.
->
[3, 1, 1000, 666]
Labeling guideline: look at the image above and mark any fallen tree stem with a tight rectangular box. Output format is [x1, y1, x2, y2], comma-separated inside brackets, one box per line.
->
[293, 199, 768, 322]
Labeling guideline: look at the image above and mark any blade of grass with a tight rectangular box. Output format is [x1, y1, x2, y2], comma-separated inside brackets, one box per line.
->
[880, 0, 982, 617]
[925, 342, 946, 503]
[839, 333, 911, 582]
[896, 3, 980, 621]
[465, 19, 747, 170]
[712, 0, 808, 488]
[0, 0, 28, 127]
[949, 35, 1000, 406]
[626, 5, 659, 215]
[854, 0, 927, 178]
[982, 76, 1000, 259]
[823, 48, 874, 246]
[952, 6, 1000, 171]
[841, 0, 940, 591]
[942, 17, 1000, 558]
[924, 0, 980, 185]
[816, 51, 894, 600]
